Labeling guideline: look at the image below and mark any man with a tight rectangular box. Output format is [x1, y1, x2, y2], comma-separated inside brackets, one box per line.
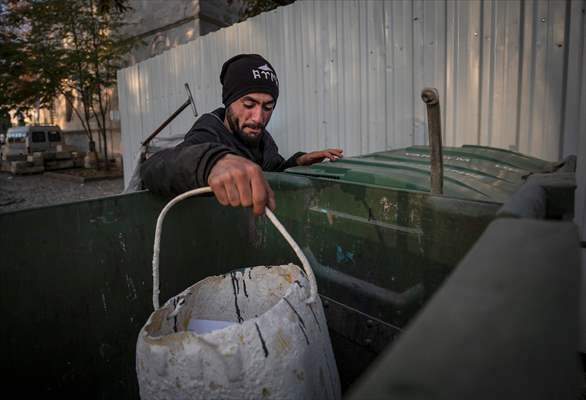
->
[141, 54, 343, 215]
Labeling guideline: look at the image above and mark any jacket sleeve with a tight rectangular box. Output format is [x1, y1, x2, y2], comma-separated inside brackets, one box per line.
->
[280, 151, 305, 170]
[262, 132, 305, 171]
[140, 116, 240, 196]
[140, 141, 233, 197]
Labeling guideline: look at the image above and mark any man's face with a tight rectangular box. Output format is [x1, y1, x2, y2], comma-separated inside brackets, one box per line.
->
[225, 92, 275, 146]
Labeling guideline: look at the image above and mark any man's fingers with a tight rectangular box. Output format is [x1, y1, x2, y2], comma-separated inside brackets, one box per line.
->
[225, 180, 241, 207]
[234, 171, 253, 208]
[318, 151, 336, 161]
[250, 171, 268, 216]
[302, 149, 344, 165]
[207, 154, 276, 215]
[326, 149, 343, 159]
[209, 179, 229, 206]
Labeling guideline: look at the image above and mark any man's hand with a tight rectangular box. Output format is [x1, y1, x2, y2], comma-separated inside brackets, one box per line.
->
[296, 148, 343, 166]
[207, 154, 276, 216]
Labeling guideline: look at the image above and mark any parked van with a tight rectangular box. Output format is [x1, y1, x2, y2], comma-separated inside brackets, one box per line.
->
[1, 125, 63, 157]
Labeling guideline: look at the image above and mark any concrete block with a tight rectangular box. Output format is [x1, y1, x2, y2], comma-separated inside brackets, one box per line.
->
[10, 160, 27, 170]
[2, 153, 26, 162]
[45, 159, 74, 171]
[10, 161, 44, 175]
[56, 144, 77, 152]
[55, 151, 72, 160]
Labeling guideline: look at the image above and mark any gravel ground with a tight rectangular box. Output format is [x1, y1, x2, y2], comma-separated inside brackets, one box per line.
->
[0, 171, 124, 213]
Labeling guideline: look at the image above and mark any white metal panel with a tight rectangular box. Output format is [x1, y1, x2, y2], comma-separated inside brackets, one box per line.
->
[118, 0, 584, 178]
[340, 0, 361, 153]
[313, 0, 328, 151]
[300, 0, 318, 152]
[365, 0, 386, 153]
[118, 64, 144, 180]
[390, 0, 416, 149]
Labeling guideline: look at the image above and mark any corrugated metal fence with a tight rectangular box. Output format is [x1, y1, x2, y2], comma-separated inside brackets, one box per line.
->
[117, 0, 585, 227]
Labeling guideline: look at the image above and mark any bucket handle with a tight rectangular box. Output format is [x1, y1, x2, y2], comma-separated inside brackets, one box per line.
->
[152, 186, 318, 310]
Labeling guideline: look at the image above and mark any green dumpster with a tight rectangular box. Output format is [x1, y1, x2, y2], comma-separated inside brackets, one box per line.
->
[0, 145, 574, 398]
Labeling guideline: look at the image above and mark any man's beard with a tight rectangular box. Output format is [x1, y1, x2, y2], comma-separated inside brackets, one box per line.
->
[226, 107, 264, 146]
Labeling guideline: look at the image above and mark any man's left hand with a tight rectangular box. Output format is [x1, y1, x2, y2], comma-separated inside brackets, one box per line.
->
[296, 148, 343, 166]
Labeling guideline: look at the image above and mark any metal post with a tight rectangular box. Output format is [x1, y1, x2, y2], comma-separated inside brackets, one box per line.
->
[421, 87, 444, 195]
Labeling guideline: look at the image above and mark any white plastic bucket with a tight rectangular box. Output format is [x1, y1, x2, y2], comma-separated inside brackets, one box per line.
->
[136, 187, 341, 400]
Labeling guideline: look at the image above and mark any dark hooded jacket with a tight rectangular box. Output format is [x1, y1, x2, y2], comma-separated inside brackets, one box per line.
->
[140, 107, 303, 196]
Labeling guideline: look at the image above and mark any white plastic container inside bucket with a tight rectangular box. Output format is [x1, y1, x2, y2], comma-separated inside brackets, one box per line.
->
[136, 187, 341, 400]
[187, 319, 234, 334]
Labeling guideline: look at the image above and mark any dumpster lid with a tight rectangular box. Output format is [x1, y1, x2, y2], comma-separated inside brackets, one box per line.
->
[285, 145, 559, 203]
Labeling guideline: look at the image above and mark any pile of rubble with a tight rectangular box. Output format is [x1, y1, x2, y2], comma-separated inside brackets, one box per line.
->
[0, 145, 87, 175]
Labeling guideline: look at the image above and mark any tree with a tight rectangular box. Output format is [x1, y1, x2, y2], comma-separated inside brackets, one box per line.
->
[0, 2, 55, 121]
[0, 0, 135, 169]
[240, 0, 296, 21]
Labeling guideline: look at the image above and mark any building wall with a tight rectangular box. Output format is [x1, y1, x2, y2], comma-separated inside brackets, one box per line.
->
[121, 0, 201, 65]
[122, 0, 244, 65]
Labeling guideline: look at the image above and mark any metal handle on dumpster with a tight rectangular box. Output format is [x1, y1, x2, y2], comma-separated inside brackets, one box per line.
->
[151, 186, 318, 310]
[421, 87, 444, 195]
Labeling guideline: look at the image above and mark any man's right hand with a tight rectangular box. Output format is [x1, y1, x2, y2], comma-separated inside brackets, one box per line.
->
[207, 154, 276, 216]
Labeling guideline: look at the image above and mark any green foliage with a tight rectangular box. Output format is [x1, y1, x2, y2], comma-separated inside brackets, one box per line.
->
[96, 0, 130, 14]
[0, 0, 136, 164]
[240, 0, 296, 21]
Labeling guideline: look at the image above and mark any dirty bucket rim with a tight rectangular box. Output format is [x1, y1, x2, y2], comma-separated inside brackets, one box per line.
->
[142, 264, 311, 341]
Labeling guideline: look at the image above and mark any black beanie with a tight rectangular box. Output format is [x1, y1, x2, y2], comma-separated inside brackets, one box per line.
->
[220, 54, 279, 107]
